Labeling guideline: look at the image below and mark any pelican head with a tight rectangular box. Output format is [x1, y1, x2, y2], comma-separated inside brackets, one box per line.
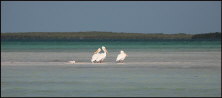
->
[102, 46, 105, 50]
[94, 48, 101, 54]
[120, 50, 128, 56]
[102, 46, 108, 54]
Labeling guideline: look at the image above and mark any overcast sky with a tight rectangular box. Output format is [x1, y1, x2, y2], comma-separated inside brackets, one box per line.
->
[1, 1, 221, 34]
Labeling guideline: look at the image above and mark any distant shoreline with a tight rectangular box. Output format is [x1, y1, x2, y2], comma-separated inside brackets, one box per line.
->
[1, 31, 221, 41]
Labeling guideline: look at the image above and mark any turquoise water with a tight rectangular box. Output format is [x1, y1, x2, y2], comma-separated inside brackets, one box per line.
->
[1, 40, 221, 97]
[1, 40, 221, 52]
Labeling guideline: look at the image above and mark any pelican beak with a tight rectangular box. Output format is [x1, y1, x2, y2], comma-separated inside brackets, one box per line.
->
[94, 49, 99, 54]
[105, 48, 109, 55]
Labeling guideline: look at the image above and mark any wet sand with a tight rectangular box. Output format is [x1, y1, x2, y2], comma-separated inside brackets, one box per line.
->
[1, 51, 221, 68]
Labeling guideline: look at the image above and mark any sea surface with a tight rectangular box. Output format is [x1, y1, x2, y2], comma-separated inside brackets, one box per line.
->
[1, 40, 221, 97]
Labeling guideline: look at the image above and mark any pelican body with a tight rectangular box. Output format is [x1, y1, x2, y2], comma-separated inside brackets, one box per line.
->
[96, 46, 108, 63]
[116, 50, 128, 63]
[91, 48, 101, 63]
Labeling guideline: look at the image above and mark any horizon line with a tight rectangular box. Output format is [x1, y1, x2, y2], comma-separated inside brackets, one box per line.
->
[1, 31, 221, 35]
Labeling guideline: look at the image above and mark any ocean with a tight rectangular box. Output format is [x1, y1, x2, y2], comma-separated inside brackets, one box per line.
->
[1, 40, 221, 97]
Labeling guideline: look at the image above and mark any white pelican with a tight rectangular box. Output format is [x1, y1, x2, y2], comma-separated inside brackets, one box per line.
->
[116, 50, 128, 63]
[91, 48, 101, 63]
[96, 46, 108, 63]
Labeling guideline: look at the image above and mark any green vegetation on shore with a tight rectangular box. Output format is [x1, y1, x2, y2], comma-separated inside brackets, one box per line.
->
[191, 32, 221, 40]
[1, 31, 221, 41]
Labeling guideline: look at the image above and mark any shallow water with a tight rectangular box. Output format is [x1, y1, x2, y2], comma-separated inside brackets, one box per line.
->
[1, 40, 221, 52]
[1, 40, 221, 97]
[1, 65, 221, 97]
